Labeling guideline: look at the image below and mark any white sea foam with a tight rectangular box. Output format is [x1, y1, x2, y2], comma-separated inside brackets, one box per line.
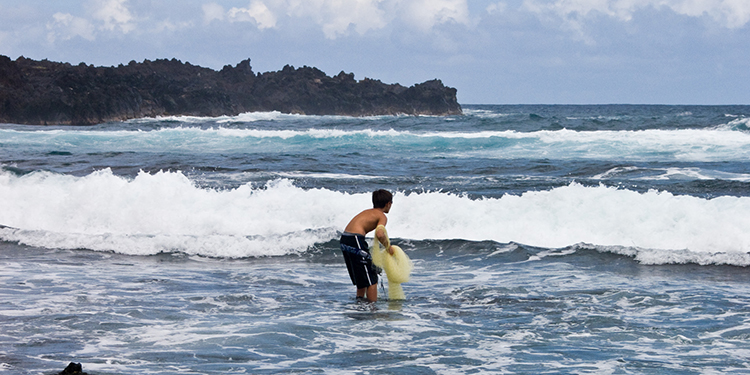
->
[129, 111, 310, 124]
[127, 111, 395, 124]
[0, 169, 351, 257]
[650, 168, 750, 182]
[4, 125, 750, 161]
[461, 108, 512, 118]
[1, 169, 750, 264]
[274, 171, 381, 180]
[722, 117, 750, 130]
[593, 166, 750, 182]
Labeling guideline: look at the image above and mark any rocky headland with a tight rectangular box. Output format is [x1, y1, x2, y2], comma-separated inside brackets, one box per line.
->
[0, 55, 462, 125]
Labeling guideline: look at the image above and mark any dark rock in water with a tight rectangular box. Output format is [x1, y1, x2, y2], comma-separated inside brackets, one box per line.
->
[0, 55, 462, 125]
[58, 362, 87, 374]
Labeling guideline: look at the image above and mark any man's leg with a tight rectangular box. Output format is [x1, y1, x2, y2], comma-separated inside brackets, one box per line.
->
[365, 284, 377, 302]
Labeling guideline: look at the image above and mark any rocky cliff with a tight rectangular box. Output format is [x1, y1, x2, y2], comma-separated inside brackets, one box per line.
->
[0, 56, 462, 125]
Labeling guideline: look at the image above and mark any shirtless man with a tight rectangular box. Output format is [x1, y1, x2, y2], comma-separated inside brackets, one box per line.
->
[339, 189, 394, 302]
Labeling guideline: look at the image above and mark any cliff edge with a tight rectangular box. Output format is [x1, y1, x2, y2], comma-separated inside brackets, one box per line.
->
[0, 56, 462, 125]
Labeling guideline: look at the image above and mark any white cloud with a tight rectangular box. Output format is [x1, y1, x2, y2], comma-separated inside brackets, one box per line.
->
[46, 0, 135, 43]
[47, 12, 96, 42]
[202, 3, 226, 24]
[229, 1, 277, 29]
[153, 19, 194, 33]
[204, 0, 471, 39]
[522, 0, 641, 22]
[669, 0, 750, 28]
[283, 0, 388, 38]
[487, 2, 508, 15]
[400, 0, 471, 31]
[522, 0, 750, 28]
[723, 0, 750, 28]
[90, 0, 135, 33]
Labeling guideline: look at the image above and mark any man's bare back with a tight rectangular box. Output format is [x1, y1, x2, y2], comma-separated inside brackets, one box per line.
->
[344, 207, 388, 236]
[344, 202, 393, 255]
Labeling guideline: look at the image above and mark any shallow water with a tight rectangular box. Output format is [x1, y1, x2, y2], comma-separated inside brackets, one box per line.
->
[3, 240, 750, 374]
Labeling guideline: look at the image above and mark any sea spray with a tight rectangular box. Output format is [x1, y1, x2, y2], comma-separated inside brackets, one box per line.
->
[391, 184, 750, 254]
[0, 169, 353, 256]
[2, 168, 750, 260]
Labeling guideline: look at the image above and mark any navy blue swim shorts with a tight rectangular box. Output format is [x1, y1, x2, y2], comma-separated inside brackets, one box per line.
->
[340, 232, 378, 288]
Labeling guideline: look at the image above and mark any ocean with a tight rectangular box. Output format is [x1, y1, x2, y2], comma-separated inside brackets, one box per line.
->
[2, 105, 750, 374]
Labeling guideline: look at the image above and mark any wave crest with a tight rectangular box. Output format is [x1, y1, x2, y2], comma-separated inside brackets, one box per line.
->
[1, 169, 750, 262]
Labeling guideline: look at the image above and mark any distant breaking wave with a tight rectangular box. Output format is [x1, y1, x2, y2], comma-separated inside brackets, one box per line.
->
[2, 124, 750, 162]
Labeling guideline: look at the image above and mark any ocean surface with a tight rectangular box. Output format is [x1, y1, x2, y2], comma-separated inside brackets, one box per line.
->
[2, 105, 750, 374]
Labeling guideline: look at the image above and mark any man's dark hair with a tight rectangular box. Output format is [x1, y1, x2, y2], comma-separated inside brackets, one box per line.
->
[372, 189, 393, 209]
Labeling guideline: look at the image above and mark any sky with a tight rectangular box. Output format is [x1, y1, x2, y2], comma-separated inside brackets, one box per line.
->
[1, 0, 749, 104]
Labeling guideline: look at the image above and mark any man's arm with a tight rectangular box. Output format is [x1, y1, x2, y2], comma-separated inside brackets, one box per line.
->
[374, 217, 394, 255]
